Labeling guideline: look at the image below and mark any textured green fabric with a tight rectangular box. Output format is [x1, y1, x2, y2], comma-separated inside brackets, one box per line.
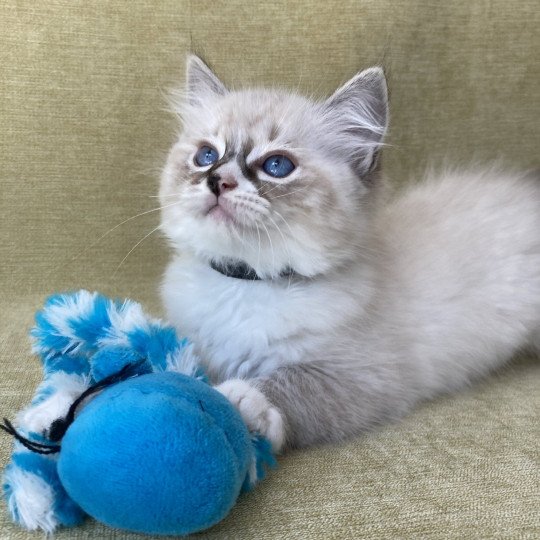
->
[1, 1, 538, 538]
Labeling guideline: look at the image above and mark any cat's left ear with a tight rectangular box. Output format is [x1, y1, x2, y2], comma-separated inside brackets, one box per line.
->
[186, 55, 228, 103]
[323, 67, 388, 177]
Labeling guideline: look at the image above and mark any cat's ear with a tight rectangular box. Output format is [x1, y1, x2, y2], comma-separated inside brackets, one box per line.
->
[186, 55, 227, 103]
[323, 67, 388, 178]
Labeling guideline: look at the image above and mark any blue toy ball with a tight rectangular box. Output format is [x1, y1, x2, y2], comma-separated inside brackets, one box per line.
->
[59, 372, 256, 535]
[2, 291, 275, 536]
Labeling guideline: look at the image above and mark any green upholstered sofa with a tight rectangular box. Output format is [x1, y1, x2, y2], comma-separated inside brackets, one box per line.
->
[1, 2, 538, 538]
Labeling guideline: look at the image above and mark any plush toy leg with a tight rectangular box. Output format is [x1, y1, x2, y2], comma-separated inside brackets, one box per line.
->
[4, 352, 90, 532]
[3, 437, 85, 532]
[242, 435, 277, 492]
[22, 289, 201, 434]
[31, 290, 201, 381]
[3, 290, 101, 533]
[17, 353, 91, 435]
[31, 290, 112, 359]
[90, 298, 201, 380]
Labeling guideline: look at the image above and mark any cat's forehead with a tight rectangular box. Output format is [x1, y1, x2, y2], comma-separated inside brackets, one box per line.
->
[207, 89, 315, 143]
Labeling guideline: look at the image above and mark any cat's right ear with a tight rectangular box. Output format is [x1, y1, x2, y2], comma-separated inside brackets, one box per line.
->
[186, 55, 227, 103]
[323, 67, 388, 178]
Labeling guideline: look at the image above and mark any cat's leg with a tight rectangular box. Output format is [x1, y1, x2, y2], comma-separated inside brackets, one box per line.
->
[217, 359, 410, 451]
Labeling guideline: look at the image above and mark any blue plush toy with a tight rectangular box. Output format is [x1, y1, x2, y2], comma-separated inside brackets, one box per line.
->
[2, 291, 275, 535]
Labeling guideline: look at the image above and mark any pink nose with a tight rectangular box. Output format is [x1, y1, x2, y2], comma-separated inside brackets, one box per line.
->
[219, 178, 238, 192]
[207, 174, 238, 196]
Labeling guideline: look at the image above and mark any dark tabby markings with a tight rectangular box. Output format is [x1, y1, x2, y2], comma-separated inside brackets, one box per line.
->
[236, 138, 259, 185]
[190, 140, 261, 189]
[208, 147, 236, 175]
[189, 146, 235, 185]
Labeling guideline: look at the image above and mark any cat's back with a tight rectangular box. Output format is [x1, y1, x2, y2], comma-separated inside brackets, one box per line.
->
[372, 167, 540, 392]
[376, 167, 540, 279]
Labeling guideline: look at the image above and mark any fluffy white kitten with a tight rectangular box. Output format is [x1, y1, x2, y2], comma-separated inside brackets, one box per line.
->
[160, 55, 540, 452]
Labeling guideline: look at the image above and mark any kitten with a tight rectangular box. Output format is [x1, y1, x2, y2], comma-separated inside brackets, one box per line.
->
[160, 55, 540, 452]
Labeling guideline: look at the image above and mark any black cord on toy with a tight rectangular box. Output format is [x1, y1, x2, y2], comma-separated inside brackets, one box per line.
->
[0, 418, 61, 454]
[0, 359, 147, 455]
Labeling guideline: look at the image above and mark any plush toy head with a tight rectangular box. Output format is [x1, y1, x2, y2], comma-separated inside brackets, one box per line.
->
[58, 371, 256, 535]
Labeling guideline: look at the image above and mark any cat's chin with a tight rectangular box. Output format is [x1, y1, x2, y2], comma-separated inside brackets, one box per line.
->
[206, 203, 234, 224]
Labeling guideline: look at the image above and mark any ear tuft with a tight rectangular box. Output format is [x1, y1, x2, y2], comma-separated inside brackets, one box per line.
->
[323, 67, 389, 177]
[186, 55, 227, 103]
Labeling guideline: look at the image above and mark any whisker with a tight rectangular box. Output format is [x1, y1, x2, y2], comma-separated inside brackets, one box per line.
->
[231, 192, 270, 208]
[154, 192, 184, 199]
[261, 169, 317, 200]
[271, 210, 293, 236]
[255, 222, 262, 270]
[270, 184, 312, 200]
[112, 223, 163, 278]
[259, 221, 275, 275]
[240, 214, 247, 251]
[259, 174, 303, 198]
[231, 200, 270, 217]
[68, 199, 183, 266]
[228, 214, 247, 246]
[260, 180, 289, 198]
[266, 214, 294, 289]
[8, 199, 185, 293]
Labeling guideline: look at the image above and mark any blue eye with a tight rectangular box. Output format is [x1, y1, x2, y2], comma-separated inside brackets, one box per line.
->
[262, 155, 295, 178]
[194, 145, 219, 167]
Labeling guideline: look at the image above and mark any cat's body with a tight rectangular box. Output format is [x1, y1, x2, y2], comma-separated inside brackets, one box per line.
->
[160, 57, 540, 451]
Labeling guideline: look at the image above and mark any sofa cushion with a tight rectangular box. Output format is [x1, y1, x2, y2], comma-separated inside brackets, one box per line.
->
[1, 1, 538, 538]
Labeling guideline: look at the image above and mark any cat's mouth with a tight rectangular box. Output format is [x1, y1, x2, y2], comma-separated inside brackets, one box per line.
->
[205, 198, 235, 223]
[201, 192, 269, 228]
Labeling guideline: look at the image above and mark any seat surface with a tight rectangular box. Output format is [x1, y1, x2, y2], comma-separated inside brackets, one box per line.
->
[1, 1, 538, 538]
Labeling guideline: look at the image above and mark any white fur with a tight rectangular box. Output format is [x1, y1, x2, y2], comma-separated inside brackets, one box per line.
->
[162, 256, 371, 381]
[4, 467, 58, 533]
[165, 341, 203, 377]
[99, 301, 149, 347]
[32, 290, 97, 357]
[216, 379, 285, 452]
[160, 59, 539, 449]
[17, 372, 89, 434]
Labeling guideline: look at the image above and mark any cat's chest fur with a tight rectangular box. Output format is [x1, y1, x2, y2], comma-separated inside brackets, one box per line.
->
[161, 255, 370, 382]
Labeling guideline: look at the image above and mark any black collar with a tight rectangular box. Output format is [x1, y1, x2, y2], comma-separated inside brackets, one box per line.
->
[209, 259, 298, 281]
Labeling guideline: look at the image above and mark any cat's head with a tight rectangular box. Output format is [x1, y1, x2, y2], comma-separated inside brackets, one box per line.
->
[160, 55, 388, 278]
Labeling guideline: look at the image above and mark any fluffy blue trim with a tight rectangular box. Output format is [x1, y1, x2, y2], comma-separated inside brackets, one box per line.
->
[90, 345, 152, 381]
[4, 452, 85, 528]
[42, 354, 89, 377]
[31, 290, 196, 379]
[242, 435, 277, 492]
[32, 291, 111, 359]
[126, 325, 180, 371]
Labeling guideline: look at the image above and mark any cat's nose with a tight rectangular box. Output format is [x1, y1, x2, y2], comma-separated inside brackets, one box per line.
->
[207, 173, 238, 197]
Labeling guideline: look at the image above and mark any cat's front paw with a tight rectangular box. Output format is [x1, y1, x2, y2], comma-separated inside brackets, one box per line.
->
[216, 379, 285, 452]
